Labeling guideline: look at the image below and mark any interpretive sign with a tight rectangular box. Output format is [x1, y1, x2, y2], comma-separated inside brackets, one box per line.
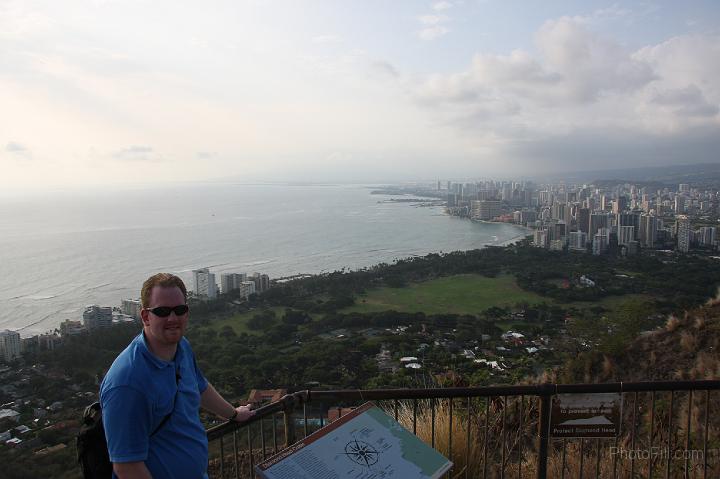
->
[255, 402, 452, 479]
[550, 393, 621, 438]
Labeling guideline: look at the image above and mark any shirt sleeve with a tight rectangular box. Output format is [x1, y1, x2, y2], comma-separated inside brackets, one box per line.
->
[101, 386, 153, 463]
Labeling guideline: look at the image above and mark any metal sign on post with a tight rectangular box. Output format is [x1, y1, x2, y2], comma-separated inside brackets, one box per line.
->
[256, 402, 452, 479]
[550, 393, 621, 438]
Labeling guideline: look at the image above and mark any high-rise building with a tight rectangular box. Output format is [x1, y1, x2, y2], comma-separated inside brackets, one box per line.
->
[533, 229, 549, 248]
[83, 305, 113, 330]
[589, 213, 609, 237]
[519, 210, 537, 226]
[568, 231, 587, 251]
[639, 215, 658, 248]
[592, 228, 610, 255]
[121, 299, 142, 319]
[699, 226, 717, 248]
[551, 202, 566, 221]
[238, 281, 257, 299]
[577, 208, 590, 234]
[679, 183, 690, 192]
[220, 273, 247, 294]
[676, 215, 691, 253]
[618, 226, 635, 246]
[60, 319, 86, 337]
[674, 196, 686, 214]
[601, 195, 609, 211]
[475, 200, 503, 220]
[0, 330, 21, 363]
[612, 196, 628, 214]
[192, 268, 218, 299]
[550, 221, 567, 241]
[251, 273, 271, 293]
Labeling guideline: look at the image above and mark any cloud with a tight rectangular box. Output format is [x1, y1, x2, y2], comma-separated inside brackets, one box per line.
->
[432, 1, 453, 11]
[535, 17, 656, 102]
[112, 145, 159, 162]
[417, 8, 451, 41]
[419, 25, 450, 40]
[312, 35, 341, 44]
[651, 85, 718, 117]
[418, 14, 448, 25]
[406, 18, 720, 173]
[5, 141, 28, 153]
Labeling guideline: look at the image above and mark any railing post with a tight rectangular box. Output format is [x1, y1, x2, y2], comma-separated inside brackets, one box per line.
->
[536, 383, 554, 479]
[282, 395, 296, 448]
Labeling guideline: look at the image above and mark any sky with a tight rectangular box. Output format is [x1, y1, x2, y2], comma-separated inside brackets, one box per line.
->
[1, 0, 719, 190]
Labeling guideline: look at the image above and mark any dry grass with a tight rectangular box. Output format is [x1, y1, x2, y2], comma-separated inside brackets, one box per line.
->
[382, 389, 720, 479]
[665, 315, 681, 332]
[680, 331, 698, 353]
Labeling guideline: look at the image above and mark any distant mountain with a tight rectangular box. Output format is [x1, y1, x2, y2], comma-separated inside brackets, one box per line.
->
[546, 163, 720, 188]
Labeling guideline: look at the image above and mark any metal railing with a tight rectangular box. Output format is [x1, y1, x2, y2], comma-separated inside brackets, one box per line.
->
[206, 380, 720, 478]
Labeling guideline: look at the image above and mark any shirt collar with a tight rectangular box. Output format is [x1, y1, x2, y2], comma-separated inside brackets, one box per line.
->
[137, 332, 183, 369]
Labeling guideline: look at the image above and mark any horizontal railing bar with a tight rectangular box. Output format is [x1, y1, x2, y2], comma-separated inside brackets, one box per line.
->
[310, 380, 720, 402]
[207, 392, 307, 441]
[206, 380, 720, 441]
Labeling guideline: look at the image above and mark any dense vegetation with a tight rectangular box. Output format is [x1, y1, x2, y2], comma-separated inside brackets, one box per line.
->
[3, 243, 720, 478]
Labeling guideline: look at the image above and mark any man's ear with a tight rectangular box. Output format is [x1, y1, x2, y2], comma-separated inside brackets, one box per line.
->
[140, 309, 150, 326]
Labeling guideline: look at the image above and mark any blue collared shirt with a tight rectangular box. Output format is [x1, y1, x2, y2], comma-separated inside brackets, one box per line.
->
[100, 332, 209, 479]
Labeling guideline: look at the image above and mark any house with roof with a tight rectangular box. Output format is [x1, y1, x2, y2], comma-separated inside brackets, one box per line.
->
[247, 389, 287, 408]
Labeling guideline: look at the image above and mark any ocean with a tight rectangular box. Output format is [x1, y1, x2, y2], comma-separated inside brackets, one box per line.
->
[0, 183, 528, 337]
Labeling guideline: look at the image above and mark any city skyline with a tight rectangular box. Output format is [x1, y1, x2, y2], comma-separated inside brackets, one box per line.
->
[1, 0, 719, 193]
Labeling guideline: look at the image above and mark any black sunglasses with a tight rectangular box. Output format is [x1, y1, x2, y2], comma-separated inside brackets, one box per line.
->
[147, 305, 189, 317]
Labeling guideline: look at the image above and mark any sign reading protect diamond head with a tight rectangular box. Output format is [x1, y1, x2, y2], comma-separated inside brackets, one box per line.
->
[255, 402, 452, 479]
[551, 393, 622, 438]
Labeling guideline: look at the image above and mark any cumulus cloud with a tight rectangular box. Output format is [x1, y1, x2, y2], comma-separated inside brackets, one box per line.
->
[651, 85, 718, 117]
[535, 17, 656, 102]
[406, 18, 720, 172]
[112, 145, 159, 161]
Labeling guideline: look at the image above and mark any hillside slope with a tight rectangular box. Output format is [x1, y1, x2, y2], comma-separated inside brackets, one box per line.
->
[559, 298, 720, 383]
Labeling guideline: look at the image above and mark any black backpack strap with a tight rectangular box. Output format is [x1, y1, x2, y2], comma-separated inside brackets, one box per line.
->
[151, 368, 181, 437]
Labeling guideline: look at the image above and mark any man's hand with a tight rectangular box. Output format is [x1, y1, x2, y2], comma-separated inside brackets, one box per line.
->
[113, 461, 153, 479]
[233, 404, 254, 423]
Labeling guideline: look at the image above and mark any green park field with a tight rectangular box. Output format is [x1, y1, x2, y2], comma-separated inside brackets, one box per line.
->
[341, 274, 547, 315]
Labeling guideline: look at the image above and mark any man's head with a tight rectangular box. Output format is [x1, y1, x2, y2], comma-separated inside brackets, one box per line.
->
[140, 273, 189, 351]
[141, 273, 187, 308]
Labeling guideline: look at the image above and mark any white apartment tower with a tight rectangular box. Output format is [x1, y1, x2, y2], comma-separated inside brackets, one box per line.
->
[83, 305, 113, 329]
[0, 330, 21, 363]
[193, 268, 218, 299]
[677, 215, 691, 253]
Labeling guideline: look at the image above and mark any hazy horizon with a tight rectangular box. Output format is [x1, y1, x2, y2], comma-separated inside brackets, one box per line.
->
[1, 0, 719, 192]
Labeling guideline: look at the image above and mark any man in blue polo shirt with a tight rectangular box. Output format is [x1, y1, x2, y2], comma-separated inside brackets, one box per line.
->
[100, 273, 254, 479]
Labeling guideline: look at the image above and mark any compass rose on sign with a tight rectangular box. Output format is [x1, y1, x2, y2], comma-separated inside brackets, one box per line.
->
[343, 438, 381, 468]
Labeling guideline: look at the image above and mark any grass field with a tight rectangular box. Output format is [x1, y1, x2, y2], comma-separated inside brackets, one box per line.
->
[340, 274, 547, 315]
[207, 277, 655, 334]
